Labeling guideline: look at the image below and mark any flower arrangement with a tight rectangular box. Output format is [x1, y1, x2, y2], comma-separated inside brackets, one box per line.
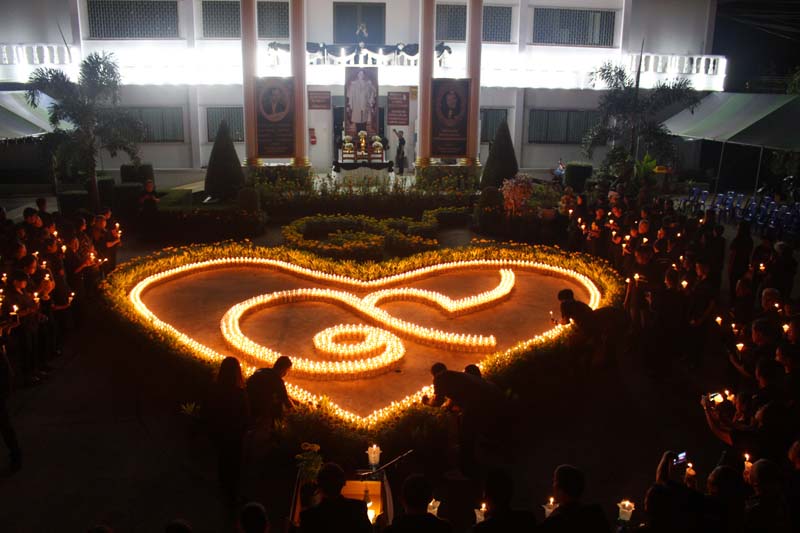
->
[372, 135, 382, 142]
[343, 135, 353, 143]
[358, 130, 368, 137]
[103, 241, 623, 431]
[372, 141, 383, 151]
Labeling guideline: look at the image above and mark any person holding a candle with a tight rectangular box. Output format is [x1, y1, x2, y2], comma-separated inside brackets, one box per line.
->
[728, 221, 754, 301]
[743, 459, 791, 533]
[246, 356, 294, 438]
[775, 343, 800, 408]
[0, 331, 22, 472]
[2, 271, 44, 386]
[538, 465, 610, 533]
[557, 289, 627, 369]
[300, 462, 372, 533]
[472, 469, 536, 532]
[728, 319, 780, 382]
[384, 474, 453, 533]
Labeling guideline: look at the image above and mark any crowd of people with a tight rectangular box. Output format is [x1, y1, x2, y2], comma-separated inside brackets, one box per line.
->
[0, 198, 122, 473]
[4, 186, 800, 532]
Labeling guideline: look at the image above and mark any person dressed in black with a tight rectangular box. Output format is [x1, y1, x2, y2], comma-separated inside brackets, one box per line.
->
[385, 474, 453, 533]
[538, 465, 610, 533]
[205, 356, 249, 511]
[299, 462, 372, 533]
[423, 363, 506, 475]
[393, 129, 406, 175]
[246, 355, 294, 434]
[728, 221, 754, 301]
[557, 289, 626, 368]
[473, 469, 536, 532]
[0, 323, 22, 472]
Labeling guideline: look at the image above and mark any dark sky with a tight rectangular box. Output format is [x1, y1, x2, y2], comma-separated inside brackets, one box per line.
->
[713, 0, 800, 89]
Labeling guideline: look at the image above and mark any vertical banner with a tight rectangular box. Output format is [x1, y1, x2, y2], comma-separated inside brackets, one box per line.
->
[431, 78, 470, 158]
[387, 92, 410, 125]
[345, 67, 379, 136]
[257, 77, 295, 158]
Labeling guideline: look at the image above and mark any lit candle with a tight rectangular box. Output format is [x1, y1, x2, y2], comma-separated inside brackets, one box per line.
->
[41, 260, 47, 269]
[549, 310, 554, 322]
[715, 316, 722, 326]
[10, 304, 18, 316]
[759, 263, 766, 272]
[366, 444, 381, 467]
[725, 389, 735, 402]
[33, 292, 40, 304]
[44, 273, 50, 281]
[633, 273, 640, 285]
[568, 209, 573, 216]
[475, 502, 487, 524]
[53, 230, 58, 238]
[617, 500, 635, 522]
[783, 324, 789, 334]
[686, 462, 697, 480]
[744, 453, 753, 478]
[1, 273, 6, 283]
[642, 237, 648, 244]
[427, 499, 441, 517]
[61, 245, 67, 254]
[677, 232, 681, 238]
[736, 343, 744, 352]
[681, 280, 688, 289]
[543, 497, 557, 518]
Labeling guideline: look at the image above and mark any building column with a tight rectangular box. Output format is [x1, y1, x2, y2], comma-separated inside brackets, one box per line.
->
[291, 0, 309, 167]
[464, 0, 483, 165]
[188, 86, 203, 168]
[416, 0, 435, 168]
[241, 0, 259, 165]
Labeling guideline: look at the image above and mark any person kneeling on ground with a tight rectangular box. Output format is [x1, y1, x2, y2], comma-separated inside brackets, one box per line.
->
[556, 289, 627, 367]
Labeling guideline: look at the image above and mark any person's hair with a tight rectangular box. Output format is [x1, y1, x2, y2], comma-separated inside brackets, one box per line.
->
[239, 502, 269, 533]
[752, 318, 777, 340]
[43, 237, 56, 250]
[557, 289, 574, 301]
[273, 355, 292, 374]
[11, 270, 28, 283]
[23, 207, 38, 219]
[755, 357, 783, 385]
[751, 459, 782, 493]
[36, 197, 47, 209]
[707, 465, 743, 501]
[431, 362, 447, 376]
[554, 464, 585, 499]
[644, 484, 672, 528]
[485, 469, 513, 508]
[317, 462, 346, 496]
[402, 474, 433, 511]
[94, 215, 105, 224]
[216, 357, 244, 389]
[99, 206, 111, 216]
[464, 364, 481, 378]
[664, 269, 680, 287]
[19, 255, 37, 270]
[164, 520, 193, 533]
[788, 440, 800, 465]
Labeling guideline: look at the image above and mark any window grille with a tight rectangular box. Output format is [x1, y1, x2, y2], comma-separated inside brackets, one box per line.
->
[532, 8, 615, 47]
[528, 109, 600, 144]
[88, 0, 179, 39]
[480, 108, 508, 143]
[482, 6, 512, 43]
[201, 1, 289, 38]
[207, 107, 245, 142]
[125, 107, 184, 142]
[436, 4, 467, 41]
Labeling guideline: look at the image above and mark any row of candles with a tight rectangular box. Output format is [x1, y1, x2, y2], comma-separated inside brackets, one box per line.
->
[128, 256, 603, 426]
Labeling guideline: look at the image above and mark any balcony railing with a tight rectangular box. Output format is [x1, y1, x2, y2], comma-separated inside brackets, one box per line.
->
[0, 43, 77, 66]
[1, 41, 725, 92]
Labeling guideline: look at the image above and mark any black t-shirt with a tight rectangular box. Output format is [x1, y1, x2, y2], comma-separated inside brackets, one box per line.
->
[246, 367, 290, 419]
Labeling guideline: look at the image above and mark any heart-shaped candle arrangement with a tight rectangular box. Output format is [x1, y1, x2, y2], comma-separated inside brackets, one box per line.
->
[118, 246, 613, 428]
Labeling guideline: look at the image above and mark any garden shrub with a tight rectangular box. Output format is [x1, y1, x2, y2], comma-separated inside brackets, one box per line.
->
[120, 163, 154, 184]
[415, 165, 480, 192]
[204, 120, 245, 201]
[565, 162, 592, 192]
[480, 119, 518, 189]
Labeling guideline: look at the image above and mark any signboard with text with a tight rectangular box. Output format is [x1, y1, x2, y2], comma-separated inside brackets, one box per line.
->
[387, 91, 409, 125]
[308, 90, 331, 110]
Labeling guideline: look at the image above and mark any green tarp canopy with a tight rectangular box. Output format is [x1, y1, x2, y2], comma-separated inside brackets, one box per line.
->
[662, 92, 800, 152]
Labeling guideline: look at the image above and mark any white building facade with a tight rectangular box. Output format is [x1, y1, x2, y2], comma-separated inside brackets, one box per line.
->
[1, 0, 725, 178]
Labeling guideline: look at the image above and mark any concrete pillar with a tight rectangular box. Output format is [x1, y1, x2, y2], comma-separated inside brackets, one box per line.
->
[464, 0, 483, 164]
[416, 0, 435, 168]
[241, 0, 259, 165]
[513, 89, 525, 166]
[187, 86, 202, 168]
[291, 0, 309, 167]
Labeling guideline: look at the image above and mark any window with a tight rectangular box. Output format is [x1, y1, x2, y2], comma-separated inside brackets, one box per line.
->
[125, 107, 184, 142]
[483, 6, 512, 43]
[202, 1, 289, 39]
[207, 107, 245, 142]
[258, 1, 290, 39]
[436, 4, 467, 41]
[528, 109, 600, 144]
[480, 108, 508, 143]
[333, 3, 386, 44]
[532, 8, 615, 47]
[87, 0, 179, 39]
[437, 4, 514, 43]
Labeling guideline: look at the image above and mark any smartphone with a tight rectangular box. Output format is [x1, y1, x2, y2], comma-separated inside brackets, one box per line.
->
[673, 452, 687, 466]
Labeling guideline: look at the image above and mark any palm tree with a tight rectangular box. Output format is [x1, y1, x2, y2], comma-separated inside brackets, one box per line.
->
[582, 62, 699, 167]
[26, 52, 143, 211]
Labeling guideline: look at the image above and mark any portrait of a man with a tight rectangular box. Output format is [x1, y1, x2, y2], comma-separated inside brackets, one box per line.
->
[259, 84, 290, 123]
[441, 90, 462, 120]
[346, 67, 378, 134]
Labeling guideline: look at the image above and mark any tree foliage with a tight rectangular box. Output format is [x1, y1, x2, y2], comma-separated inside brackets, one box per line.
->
[204, 120, 245, 200]
[480, 119, 518, 189]
[582, 62, 699, 169]
[26, 52, 143, 210]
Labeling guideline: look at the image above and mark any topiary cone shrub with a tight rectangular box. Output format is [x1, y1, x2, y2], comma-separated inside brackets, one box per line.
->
[204, 120, 245, 201]
[565, 162, 593, 192]
[480, 119, 518, 189]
